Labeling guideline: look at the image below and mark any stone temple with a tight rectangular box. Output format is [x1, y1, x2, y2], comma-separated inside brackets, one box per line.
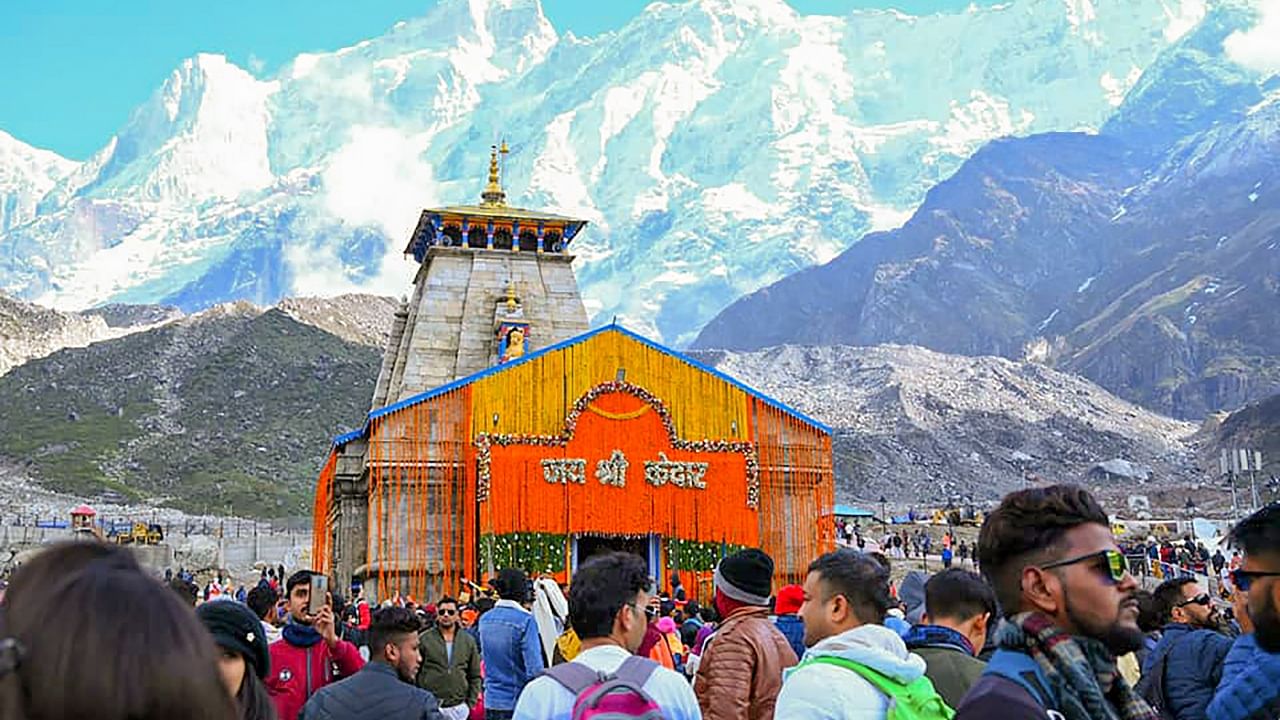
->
[314, 146, 834, 603]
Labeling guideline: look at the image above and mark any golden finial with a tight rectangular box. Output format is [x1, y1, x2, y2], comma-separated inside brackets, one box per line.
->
[481, 141, 508, 207]
[503, 280, 519, 311]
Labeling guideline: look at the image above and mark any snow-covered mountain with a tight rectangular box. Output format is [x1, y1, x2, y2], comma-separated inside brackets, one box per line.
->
[694, 2, 1280, 419]
[0, 130, 77, 233]
[0, 0, 1208, 344]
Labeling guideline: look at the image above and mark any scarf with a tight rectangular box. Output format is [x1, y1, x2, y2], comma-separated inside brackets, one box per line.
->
[999, 611, 1159, 720]
[1208, 647, 1280, 720]
[902, 624, 975, 656]
[282, 620, 324, 648]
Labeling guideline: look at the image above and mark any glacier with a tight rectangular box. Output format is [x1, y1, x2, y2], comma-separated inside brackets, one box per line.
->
[0, 0, 1209, 345]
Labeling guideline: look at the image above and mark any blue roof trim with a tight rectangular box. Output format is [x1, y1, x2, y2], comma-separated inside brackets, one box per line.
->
[330, 323, 831, 447]
[333, 429, 364, 447]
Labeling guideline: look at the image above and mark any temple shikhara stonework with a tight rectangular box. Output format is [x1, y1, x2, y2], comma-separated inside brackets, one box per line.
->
[313, 146, 834, 602]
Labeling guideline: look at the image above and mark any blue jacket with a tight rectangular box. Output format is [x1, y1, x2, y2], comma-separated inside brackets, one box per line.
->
[1208, 635, 1280, 720]
[774, 614, 806, 661]
[1141, 623, 1233, 720]
[302, 662, 443, 720]
[1218, 633, 1264, 690]
[477, 600, 544, 711]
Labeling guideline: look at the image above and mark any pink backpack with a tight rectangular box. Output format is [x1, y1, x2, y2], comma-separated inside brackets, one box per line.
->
[543, 655, 667, 720]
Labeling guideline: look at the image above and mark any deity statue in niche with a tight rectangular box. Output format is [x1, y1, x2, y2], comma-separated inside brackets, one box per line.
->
[495, 281, 530, 364]
[507, 327, 526, 359]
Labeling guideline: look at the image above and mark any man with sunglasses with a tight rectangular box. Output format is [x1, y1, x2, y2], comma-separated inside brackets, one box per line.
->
[954, 485, 1157, 720]
[1209, 503, 1280, 720]
[417, 596, 483, 720]
[1138, 577, 1231, 720]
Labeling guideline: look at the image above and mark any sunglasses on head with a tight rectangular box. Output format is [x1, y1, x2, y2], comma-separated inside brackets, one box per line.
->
[1175, 593, 1211, 608]
[1231, 568, 1280, 592]
[1040, 549, 1129, 584]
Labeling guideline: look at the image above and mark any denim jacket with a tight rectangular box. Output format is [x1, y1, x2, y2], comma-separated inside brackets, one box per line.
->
[478, 599, 545, 711]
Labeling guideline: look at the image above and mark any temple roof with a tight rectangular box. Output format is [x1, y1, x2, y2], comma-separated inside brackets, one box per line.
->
[331, 323, 832, 448]
[402, 143, 589, 260]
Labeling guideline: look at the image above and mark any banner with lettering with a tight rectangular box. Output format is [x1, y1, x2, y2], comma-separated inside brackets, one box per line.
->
[478, 386, 760, 547]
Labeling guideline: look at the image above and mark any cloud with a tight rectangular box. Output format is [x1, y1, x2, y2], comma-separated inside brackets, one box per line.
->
[1224, 0, 1280, 75]
[321, 125, 437, 239]
[285, 125, 438, 298]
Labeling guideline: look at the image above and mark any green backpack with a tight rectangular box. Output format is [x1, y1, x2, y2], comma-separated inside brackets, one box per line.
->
[798, 656, 955, 720]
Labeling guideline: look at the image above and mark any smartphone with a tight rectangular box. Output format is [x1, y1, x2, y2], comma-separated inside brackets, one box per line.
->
[309, 574, 328, 615]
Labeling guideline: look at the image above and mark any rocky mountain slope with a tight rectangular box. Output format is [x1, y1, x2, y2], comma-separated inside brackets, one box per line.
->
[0, 292, 182, 376]
[0, 0, 1205, 345]
[0, 296, 390, 517]
[696, 4, 1280, 419]
[1203, 391, 1280, 493]
[692, 344, 1200, 506]
[0, 287, 1204, 517]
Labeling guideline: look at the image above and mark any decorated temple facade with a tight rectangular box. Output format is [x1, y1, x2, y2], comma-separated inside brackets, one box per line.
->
[314, 148, 834, 602]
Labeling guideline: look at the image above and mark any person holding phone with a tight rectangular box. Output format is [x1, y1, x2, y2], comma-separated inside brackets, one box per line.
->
[266, 570, 365, 720]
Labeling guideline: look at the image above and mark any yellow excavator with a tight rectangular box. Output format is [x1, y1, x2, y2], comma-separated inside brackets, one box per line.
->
[114, 522, 165, 545]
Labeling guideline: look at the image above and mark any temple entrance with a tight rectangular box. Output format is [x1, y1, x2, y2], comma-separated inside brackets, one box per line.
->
[574, 534, 655, 576]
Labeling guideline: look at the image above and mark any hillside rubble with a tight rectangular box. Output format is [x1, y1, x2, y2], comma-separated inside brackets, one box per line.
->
[694, 344, 1202, 506]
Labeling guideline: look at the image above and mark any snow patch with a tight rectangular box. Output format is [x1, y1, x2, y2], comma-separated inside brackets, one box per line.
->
[1037, 308, 1060, 332]
[1099, 66, 1143, 107]
[291, 53, 321, 79]
[702, 184, 774, 221]
[1162, 0, 1206, 42]
[927, 91, 1035, 161]
[1077, 275, 1096, 293]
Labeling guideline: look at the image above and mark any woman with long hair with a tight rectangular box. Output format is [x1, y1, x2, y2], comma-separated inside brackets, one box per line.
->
[197, 600, 278, 720]
[0, 541, 234, 720]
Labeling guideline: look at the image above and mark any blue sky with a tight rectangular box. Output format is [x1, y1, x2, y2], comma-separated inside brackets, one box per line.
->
[0, 0, 985, 160]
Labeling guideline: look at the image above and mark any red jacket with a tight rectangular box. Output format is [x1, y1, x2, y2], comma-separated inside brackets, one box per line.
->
[266, 636, 364, 720]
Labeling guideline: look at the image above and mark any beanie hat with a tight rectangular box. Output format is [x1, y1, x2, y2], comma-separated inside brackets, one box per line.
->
[657, 616, 678, 634]
[714, 548, 774, 606]
[774, 584, 804, 615]
[197, 600, 270, 680]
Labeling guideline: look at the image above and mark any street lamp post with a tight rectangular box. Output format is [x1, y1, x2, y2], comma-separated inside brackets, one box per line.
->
[1184, 497, 1197, 545]
[879, 495, 888, 534]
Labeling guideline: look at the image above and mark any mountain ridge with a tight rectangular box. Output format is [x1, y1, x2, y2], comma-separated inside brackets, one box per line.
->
[694, 3, 1280, 419]
[0, 0, 1205, 345]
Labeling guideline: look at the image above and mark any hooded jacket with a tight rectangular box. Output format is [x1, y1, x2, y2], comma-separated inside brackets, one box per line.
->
[775, 624, 929, 720]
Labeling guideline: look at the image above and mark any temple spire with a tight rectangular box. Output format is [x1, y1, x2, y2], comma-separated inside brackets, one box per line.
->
[480, 140, 509, 207]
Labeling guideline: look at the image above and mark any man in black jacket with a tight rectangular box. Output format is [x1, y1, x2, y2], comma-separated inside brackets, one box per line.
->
[303, 606, 444, 720]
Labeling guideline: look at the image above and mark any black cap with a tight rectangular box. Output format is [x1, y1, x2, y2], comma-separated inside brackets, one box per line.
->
[197, 600, 270, 680]
[715, 548, 774, 605]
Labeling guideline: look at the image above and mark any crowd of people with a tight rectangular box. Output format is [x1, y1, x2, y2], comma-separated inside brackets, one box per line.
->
[0, 484, 1277, 720]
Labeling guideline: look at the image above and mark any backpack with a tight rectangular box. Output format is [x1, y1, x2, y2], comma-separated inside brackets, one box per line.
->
[983, 649, 1064, 719]
[798, 655, 955, 720]
[1133, 634, 1184, 720]
[543, 655, 667, 720]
